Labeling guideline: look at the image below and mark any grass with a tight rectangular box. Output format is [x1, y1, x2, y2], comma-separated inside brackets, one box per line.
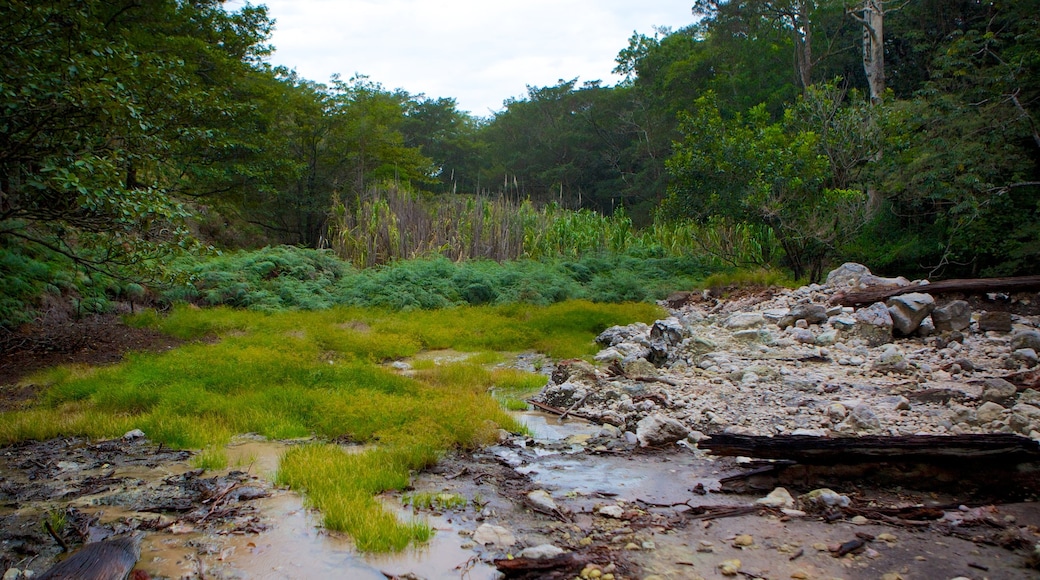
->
[0, 300, 661, 551]
[402, 492, 468, 511]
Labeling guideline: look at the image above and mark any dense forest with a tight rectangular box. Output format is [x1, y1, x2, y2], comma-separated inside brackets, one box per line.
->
[1, 0, 1038, 326]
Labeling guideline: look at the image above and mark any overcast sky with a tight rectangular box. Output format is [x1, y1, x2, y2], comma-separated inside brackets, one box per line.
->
[246, 1, 697, 116]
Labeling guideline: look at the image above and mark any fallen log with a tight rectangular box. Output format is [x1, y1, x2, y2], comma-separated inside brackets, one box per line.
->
[493, 552, 586, 578]
[526, 399, 601, 424]
[37, 532, 143, 580]
[700, 433, 1040, 465]
[830, 275, 1040, 307]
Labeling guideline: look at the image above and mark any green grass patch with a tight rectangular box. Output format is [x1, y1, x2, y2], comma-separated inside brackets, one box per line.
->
[1, 300, 659, 551]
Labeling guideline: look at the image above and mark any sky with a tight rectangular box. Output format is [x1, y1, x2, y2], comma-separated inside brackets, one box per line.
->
[243, 0, 697, 116]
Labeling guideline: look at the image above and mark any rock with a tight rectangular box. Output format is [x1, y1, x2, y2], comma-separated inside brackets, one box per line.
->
[635, 414, 690, 447]
[976, 401, 1006, 424]
[800, 488, 850, 511]
[849, 302, 893, 346]
[826, 262, 871, 288]
[624, 358, 657, 377]
[844, 404, 881, 431]
[473, 524, 515, 547]
[978, 311, 1012, 332]
[733, 534, 754, 547]
[1011, 330, 1040, 352]
[815, 330, 838, 346]
[1012, 348, 1039, 366]
[3, 569, 21, 580]
[518, 544, 565, 559]
[779, 303, 828, 328]
[886, 293, 935, 335]
[718, 559, 742, 576]
[932, 300, 972, 332]
[122, 429, 146, 441]
[526, 490, 559, 513]
[725, 312, 766, 329]
[980, 378, 1018, 404]
[790, 328, 815, 344]
[650, 317, 685, 346]
[597, 505, 625, 518]
[755, 487, 795, 509]
[858, 273, 911, 289]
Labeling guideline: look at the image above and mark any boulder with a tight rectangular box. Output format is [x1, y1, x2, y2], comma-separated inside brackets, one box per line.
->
[826, 263, 871, 288]
[980, 378, 1018, 404]
[976, 401, 1006, 424]
[636, 414, 690, 447]
[845, 404, 882, 431]
[1011, 330, 1040, 352]
[518, 544, 566, 560]
[932, 300, 972, 332]
[650, 317, 685, 346]
[886, 292, 935, 335]
[858, 273, 912, 289]
[847, 302, 893, 346]
[526, 490, 559, 513]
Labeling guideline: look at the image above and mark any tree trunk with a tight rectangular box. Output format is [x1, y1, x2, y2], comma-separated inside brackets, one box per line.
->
[830, 275, 1040, 306]
[853, 0, 885, 103]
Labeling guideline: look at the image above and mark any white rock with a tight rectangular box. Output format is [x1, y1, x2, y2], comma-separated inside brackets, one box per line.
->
[526, 490, 558, 513]
[636, 414, 690, 447]
[756, 487, 795, 509]
[976, 401, 1006, 424]
[597, 505, 625, 518]
[518, 544, 566, 559]
[725, 312, 766, 329]
[122, 429, 146, 440]
[473, 524, 516, 547]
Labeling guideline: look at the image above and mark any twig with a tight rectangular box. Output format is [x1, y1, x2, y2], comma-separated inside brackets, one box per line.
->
[44, 520, 69, 552]
[559, 393, 590, 421]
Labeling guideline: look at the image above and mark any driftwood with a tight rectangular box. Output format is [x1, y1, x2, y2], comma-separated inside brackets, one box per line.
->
[831, 275, 1040, 307]
[526, 399, 600, 423]
[493, 552, 586, 577]
[37, 532, 143, 580]
[701, 433, 1040, 465]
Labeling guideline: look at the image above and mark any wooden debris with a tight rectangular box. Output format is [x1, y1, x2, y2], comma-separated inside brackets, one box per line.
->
[526, 399, 600, 423]
[38, 532, 143, 580]
[830, 275, 1040, 306]
[700, 433, 1040, 465]
[493, 552, 585, 577]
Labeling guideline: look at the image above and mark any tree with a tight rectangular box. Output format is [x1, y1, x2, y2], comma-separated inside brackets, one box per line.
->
[666, 92, 867, 280]
[0, 0, 274, 274]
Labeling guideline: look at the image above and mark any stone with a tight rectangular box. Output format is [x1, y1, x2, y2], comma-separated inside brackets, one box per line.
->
[122, 429, 146, 441]
[886, 293, 935, 335]
[624, 358, 657, 377]
[849, 302, 893, 346]
[1011, 330, 1040, 352]
[980, 378, 1018, 404]
[650, 317, 685, 346]
[733, 534, 754, 546]
[718, 559, 742, 576]
[827, 403, 848, 421]
[1012, 348, 1039, 366]
[826, 262, 871, 288]
[597, 505, 625, 518]
[635, 413, 690, 447]
[815, 330, 838, 346]
[790, 328, 815, 344]
[473, 524, 516, 547]
[725, 312, 766, 329]
[932, 300, 972, 332]
[858, 273, 911, 289]
[800, 488, 850, 511]
[732, 329, 773, 343]
[526, 490, 559, 513]
[3, 569, 21, 580]
[779, 303, 828, 328]
[518, 544, 565, 559]
[755, 487, 795, 509]
[976, 401, 1006, 424]
[978, 311, 1012, 332]
[845, 404, 881, 431]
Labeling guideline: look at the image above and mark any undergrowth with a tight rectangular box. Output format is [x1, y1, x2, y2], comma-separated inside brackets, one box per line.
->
[0, 300, 661, 551]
